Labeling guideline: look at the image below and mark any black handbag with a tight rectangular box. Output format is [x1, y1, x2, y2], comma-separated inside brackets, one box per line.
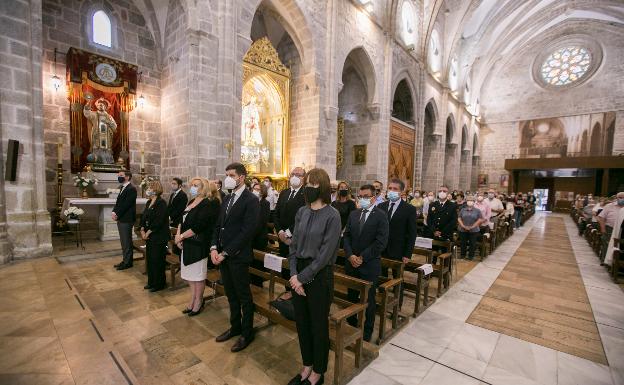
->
[269, 292, 296, 321]
[182, 235, 207, 266]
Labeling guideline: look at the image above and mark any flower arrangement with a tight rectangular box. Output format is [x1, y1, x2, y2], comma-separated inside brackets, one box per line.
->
[139, 176, 157, 189]
[73, 175, 98, 188]
[63, 206, 85, 219]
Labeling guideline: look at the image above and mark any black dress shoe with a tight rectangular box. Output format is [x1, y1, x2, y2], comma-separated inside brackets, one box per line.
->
[114, 262, 124, 268]
[149, 286, 165, 292]
[215, 329, 240, 343]
[302, 374, 324, 385]
[231, 335, 253, 352]
[116, 263, 133, 270]
[182, 307, 193, 314]
[287, 373, 309, 385]
[144, 284, 152, 290]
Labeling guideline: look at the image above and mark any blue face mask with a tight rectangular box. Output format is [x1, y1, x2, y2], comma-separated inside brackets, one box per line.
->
[618, 199, 624, 206]
[189, 186, 198, 197]
[359, 198, 372, 210]
[387, 191, 400, 202]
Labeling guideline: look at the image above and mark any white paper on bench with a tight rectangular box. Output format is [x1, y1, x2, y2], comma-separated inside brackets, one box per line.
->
[264, 253, 284, 273]
[415, 237, 433, 249]
[418, 264, 433, 275]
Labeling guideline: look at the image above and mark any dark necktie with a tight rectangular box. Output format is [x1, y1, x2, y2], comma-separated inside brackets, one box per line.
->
[359, 209, 369, 229]
[225, 193, 235, 216]
[388, 202, 395, 220]
[288, 189, 296, 201]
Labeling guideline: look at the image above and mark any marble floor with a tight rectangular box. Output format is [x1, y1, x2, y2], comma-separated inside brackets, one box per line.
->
[349, 213, 624, 385]
[1, 212, 622, 385]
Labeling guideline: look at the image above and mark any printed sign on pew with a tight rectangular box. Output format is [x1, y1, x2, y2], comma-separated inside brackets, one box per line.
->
[414, 237, 433, 249]
[264, 253, 285, 273]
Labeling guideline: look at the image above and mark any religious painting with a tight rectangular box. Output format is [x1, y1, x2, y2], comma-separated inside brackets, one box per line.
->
[353, 145, 367, 165]
[241, 37, 290, 177]
[66, 48, 137, 173]
[518, 112, 615, 158]
[478, 174, 488, 187]
[500, 174, 509, 188]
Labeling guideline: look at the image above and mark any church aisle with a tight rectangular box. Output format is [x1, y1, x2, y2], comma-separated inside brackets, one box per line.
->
[348, 213, 623, 385]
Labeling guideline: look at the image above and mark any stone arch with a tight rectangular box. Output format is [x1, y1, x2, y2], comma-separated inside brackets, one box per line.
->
[461, 124, 469, 151]
[580, 130, 589, 154]
[421, 100, 439, 190]
[590, 122, 602, 155]
[471, 132, 480, 190]
[443, 114, 457, 187]
[391, 78, 415, 125]
[337, 47, 377, 105]
[472, 132, 480, 156]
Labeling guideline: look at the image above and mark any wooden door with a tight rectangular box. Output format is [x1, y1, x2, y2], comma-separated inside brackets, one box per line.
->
[388, 119, 415, 188]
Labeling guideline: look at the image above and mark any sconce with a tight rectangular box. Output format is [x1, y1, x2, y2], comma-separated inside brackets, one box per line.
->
[136, 94, 146, 108]
[51, 48, 61, 91]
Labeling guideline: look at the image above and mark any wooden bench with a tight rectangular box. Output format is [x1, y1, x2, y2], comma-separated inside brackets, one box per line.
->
[205, 250, 376, 385]
[334, 251, 405, 344]
[164, 227, 182, 289]
[413, 243, 452, 297]
[611, 238, 623, 283]
[403, 247, 434, 316]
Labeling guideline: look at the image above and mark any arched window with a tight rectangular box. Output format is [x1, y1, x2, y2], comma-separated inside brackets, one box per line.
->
[93, 10, 112, 47]
[428, 29, 441, 73]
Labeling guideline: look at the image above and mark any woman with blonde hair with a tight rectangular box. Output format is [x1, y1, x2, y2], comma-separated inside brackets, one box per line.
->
[175, 177, 221, 316]
[331, 181, 356, 231]
[140, 180, 170, 292]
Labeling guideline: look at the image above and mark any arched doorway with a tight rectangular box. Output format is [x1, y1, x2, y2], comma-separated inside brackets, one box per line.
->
[443, 114, 456, 187]
[337, 48, 376, 186]
[388, 78, 415, 190]
[590, 122, 601, 155]
[421, 100, 438, 190]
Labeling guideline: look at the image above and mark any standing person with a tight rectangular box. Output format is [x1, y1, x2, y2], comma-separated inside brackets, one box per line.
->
[262, 176, 278, 219]
[457, 195, 483, 260]
[331, 181, 356, 231]
[343, 184, 389, 342]
[275, 167, 307, 257]
[377, 179, 417, 306]
[168, 177, 188, 227]
[251, 183, 270, 251]
[287, 168, 341, 385]
[330, 180, 339, 203]
[175, 178, 221, 316]
[372, 180, 385, 206]
[210, 163, 259, 352]
[487, 189, 504, 228]
[598, 192, 624, 263]
[409, 190, 424, 215]
[425, 186, 457, 263]
[514, 193, 525, 229]
[112, 170, 137, 270]
[423, 191, 435, 225]
[215, 179, 226, 202]
[141, 180, 170, 292]
[474, 193, 492, 231]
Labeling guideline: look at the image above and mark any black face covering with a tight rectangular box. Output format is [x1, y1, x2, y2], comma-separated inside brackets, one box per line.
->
[338, 189, 348, 197]
[304, 186, 321, 204]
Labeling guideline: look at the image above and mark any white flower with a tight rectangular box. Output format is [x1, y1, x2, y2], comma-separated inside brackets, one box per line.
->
[82, 182, 88, 187]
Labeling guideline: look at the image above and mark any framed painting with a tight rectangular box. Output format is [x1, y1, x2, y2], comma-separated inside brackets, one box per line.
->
[353, 145, 367, 165]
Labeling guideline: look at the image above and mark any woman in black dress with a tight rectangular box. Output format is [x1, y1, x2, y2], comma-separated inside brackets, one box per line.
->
[331, 181, 356, 230]
[141, 180, 170, 292]
[251, 182, 271, 251]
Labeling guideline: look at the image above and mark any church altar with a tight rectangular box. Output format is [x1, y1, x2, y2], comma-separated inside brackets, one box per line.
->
[62, 197, 148, 241]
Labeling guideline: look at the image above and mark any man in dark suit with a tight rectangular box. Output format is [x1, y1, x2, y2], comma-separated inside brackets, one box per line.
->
[168, 177, 188, 227]
[274, 166, 306, 257]
[343, 184, 389, 342]
[426, 185, 457, 263]
[112, 170, 137, 270]
[210, 163, 259, 353]
[377, 178, 417, 306]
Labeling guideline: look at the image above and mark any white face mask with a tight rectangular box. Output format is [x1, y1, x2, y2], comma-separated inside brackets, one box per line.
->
[263, 181, 271, 187]
[224, 176, 238, 191]
[428, 195, 434, 201]
[414, 192, 420, 198]
[477, 196, 484, 202]
[438, 191, 448, 200]
[290, 176, 302, 188]
[488, 193, 494, 199]
[467, 201, 475, 207]
[252, 190, 261, 199]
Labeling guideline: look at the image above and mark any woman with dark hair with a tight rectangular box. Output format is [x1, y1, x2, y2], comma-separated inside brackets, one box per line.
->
[251, 182, 270, 251]
[141, 180, 169, 292]
[288, 168, 341, 385]
[331, 181, 356, 230]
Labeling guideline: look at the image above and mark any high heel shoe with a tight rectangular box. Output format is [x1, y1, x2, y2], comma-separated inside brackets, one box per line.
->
[182, 307, 193, 314]
[302, 374, 324, 385]
[187, 299, 205, 317]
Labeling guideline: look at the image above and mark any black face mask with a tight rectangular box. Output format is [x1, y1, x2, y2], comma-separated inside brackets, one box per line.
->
[339, 189, 348, 197]
[117, 176, 126, 183]
[304, 186, 321, 204]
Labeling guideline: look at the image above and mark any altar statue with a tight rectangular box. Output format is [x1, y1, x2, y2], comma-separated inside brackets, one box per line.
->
[83, 98, 117, 164]
[242, 96, 264, 146]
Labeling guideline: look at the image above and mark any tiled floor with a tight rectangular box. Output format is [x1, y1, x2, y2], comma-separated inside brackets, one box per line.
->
[349, 213, 624, 385]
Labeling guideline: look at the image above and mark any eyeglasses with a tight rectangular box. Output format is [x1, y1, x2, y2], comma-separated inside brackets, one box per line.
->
[357, 195, 372, 199]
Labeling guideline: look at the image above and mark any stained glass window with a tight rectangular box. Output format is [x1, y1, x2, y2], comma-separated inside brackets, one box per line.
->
[93, 10, 112, 47]
[540, 46, 591, 86]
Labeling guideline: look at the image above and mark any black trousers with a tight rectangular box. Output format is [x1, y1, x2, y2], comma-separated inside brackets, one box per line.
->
[146, 239, 167, 288]
[220, 258, 254, 339]
[459, 231, 478, 260]
[346, 267, 378, 341]
[278, 240, 292, 283]
[292, 259, 332, 374]
[117, 221, 134, 265]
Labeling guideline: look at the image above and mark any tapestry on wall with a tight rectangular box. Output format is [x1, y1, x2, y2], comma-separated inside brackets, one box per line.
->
[66, 47, 138, 173]
[518, 112, 615, 158]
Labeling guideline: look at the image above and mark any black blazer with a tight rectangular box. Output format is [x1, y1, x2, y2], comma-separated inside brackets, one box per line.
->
[113, 183, 137, 223]
[181, 198, 220, 265]
[378, 200, 417, 260]
[274, 187, 306, 234]
[140, 197, 170, 244]
[343, 207, 389, 278]
[211, 188, 259, 262]
[425, 200, 458, 239]
[253, 199, 271, 249]
[168, 189, 188, 227]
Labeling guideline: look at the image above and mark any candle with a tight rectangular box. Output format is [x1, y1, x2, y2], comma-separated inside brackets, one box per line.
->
[57, 137, 63, 165]
[140, 146, 145, 169]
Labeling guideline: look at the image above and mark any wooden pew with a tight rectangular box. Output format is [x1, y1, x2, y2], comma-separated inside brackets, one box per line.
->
[404, 247, 434, 315]
[165, 227, 181, 289]
[205, 250, 376, 385]
[611, 239, 623, 283]
[413, 242, 452, 297]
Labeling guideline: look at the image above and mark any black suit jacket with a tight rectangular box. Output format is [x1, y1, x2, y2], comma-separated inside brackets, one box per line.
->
[253, 199, 270, 248]
[426, 200, 457, 239]
[140, 197, 170, 244]
[274, 188, 306, 234]
[113, 183, 137, 223]
[211, 188, 259, 263]
[378, 200, 417, 260]
[343, 207, 389, 278]
[181, 198, 220, 265]
[168, 189, 188, 227]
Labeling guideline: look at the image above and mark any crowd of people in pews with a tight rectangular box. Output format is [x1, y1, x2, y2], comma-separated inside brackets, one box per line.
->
[574, 191, 624, 267]
[109, 165, 540, 385]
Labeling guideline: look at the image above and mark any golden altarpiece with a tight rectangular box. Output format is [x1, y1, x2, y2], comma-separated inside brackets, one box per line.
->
[241, 37, 290, 187]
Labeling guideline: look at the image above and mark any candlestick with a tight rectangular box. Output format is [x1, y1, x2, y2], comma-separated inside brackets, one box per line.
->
[57, 137, 63, 165]
[140, 146, 145, 169]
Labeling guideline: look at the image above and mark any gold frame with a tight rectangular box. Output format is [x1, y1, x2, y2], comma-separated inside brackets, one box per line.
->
[242, 37, 290, 180]
[353, 145, 367, 165]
